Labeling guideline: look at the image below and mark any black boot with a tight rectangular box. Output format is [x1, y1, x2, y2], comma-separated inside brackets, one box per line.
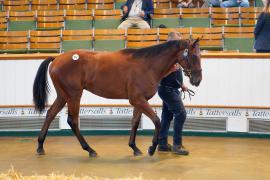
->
[172, 145, 189, 155]
[158, 143, 172, 152]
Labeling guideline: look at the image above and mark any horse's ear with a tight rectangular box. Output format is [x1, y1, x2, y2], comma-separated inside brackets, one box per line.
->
[191, 36, 202, 49]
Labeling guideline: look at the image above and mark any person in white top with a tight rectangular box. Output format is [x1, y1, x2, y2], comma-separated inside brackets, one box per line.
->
[118, 0, 154, 29]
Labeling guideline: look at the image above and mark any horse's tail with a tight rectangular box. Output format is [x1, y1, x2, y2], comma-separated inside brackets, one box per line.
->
[33, 57, 55, 113]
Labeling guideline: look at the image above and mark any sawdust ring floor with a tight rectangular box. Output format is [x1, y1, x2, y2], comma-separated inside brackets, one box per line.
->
[0, 136, 269, 180]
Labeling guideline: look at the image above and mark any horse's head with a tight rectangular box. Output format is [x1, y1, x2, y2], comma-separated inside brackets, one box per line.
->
[177, 38, 202, 87]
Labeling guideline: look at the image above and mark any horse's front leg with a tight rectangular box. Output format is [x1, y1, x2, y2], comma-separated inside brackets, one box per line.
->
[129, 97, 161, 156]
[129, 107, 143, 156]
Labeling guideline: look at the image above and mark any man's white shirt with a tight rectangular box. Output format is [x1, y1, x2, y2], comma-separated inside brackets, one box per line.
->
[128, 0, 143, 18]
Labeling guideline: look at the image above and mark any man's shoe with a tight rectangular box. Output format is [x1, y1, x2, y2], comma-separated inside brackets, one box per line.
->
[172, 145, 189, 155]
[158, 143, 172, 152]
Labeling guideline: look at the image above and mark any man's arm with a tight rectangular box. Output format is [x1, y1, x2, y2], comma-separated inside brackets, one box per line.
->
[162, 63, 180, 78]
[143, 0, 154, 18]
[181, 84, 188, 92]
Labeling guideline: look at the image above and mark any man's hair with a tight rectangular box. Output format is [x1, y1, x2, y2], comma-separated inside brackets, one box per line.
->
[167, 31, 182, 41]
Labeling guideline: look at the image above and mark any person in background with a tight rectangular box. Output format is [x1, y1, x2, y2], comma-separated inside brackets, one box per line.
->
[209, 0, 223, 7]
[177, 0, 195, 8]
[117, 0, 153, 29]
[157, 32, 189, 155]
[254, 0, 270, 53]
[209, 0, 249, 7]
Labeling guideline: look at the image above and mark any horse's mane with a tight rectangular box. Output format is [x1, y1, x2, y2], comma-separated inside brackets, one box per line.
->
[121, 40, 187, 59]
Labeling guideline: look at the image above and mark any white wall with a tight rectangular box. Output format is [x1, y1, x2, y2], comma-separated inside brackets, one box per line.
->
[1, 56, 270, 133]
[187, 58, 270, 107]
[0, 60, 46, 105]
[1, 58, 270, 107]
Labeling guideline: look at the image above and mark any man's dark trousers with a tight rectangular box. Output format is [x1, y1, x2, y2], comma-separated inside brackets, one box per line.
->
[158, 85, 187, 146]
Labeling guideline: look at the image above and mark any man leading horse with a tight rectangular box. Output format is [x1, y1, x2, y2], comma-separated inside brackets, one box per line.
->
[158, 32, 190, 155]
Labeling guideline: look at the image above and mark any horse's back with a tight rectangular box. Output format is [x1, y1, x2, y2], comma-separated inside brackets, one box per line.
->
[49, 49, 142, 99]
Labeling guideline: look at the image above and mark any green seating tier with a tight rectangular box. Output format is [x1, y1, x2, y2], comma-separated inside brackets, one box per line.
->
[0, 27, 256, 53]
[224, 38, 254, 52]
[0, 7, 262, 31]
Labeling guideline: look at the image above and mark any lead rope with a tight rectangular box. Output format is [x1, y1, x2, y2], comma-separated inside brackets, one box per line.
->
[181, 88, 195, 100]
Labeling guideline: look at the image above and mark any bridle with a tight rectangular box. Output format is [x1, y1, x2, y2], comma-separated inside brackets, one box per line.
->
[182, 48, 192, 78]
[181, 47, 202, 79]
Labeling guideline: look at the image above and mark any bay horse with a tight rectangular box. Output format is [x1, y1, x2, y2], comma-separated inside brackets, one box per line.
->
[33, 39, 202, 157]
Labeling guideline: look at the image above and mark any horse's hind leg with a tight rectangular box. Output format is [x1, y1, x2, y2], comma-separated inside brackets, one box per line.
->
[37, 96, 66, 155]
[67, 98, 97, 157]
[129, 107, 143, 156]
[129, 97, 161, 156]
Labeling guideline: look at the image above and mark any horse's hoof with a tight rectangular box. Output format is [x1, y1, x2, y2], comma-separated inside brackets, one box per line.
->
[148, 146, 156, 156]
[133, 150, 143, 156]
[89, 151, 98, 157]
[37, 148, 45, 155]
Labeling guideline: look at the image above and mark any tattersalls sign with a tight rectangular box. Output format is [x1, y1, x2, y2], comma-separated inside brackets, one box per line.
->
[0, 107, 269, 119]
[204, 109, 242, 117]
[79, 107, 133, 115]
[175, 108, 243, 118]
[0, 106, 269, 133]
[0, 108, 19, 116]
[251, 110, 270, 118]
[0, 107, 134, 116]
[79, 108, 106, 115]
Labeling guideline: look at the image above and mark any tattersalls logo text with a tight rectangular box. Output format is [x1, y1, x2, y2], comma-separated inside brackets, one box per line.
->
[206, 109, 242, 117]
[252, 110, 270, 118]
[80, 108, 106, 115]
[0, 108, 18, 115]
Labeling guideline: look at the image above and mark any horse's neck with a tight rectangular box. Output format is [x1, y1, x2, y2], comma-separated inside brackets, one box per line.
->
[146, 50, 178, 81]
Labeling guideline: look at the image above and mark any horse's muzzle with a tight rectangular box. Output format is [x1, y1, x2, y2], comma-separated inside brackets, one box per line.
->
[192, 79, 201, 87]
[190, 70, 202, 87]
